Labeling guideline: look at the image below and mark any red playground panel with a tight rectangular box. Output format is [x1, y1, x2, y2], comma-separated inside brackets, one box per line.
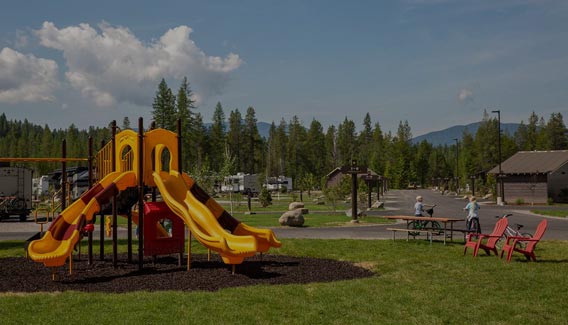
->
[143, 201, 185, 256]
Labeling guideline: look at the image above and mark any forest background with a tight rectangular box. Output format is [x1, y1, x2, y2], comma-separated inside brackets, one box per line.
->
[1, 77, 566, 197]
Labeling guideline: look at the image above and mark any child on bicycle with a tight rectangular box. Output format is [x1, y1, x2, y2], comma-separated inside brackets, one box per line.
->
[414, 196, 434, 217]
[464, 196, 480, 232]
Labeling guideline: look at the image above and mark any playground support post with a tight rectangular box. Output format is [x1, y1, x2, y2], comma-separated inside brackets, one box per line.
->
[61, 139, 67, 210]
[87, 137, 93, 265]
[351, 160, 358, 222]
[137, 117, 144, 270]
[99, 140, 106, 261]
[111, 120, 118, 268]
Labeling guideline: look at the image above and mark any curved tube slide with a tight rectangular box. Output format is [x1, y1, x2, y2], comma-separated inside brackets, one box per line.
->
[153, 170, 281, 264]
[28, 171, 137, 267]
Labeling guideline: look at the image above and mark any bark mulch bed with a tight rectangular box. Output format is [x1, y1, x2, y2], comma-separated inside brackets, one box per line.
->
[0, 254, 375, 293]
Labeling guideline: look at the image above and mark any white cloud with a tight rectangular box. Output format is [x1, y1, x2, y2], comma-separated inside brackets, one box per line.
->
[458, 88, 474, 104]
[0, 47, 59, 103]
[35, 21, 242, 108]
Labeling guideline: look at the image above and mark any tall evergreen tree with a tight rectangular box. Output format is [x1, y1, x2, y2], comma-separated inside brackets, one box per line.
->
[324, 125, 338, 171]
[305, 119, 326, 179]
[286, 116, 307, 180]
[336, 117, 357, 166]
[151, 78, 176, 131]
[546, 112, 568, 150]
[357, 113, 373, 167]
[227, 109, 243, 172]
[209, 102, 227, 172]
[176, 77, 197, 171]
[122, 117, 131, 130]
[242, 107, 262, 174]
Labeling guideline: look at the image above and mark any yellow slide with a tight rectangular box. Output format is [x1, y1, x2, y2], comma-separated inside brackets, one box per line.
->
[153, 170, 281, 265]
[28, 171, 137, 267]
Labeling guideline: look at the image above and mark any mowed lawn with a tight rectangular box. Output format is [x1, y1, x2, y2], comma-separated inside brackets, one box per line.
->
[1, 238, 567, 324]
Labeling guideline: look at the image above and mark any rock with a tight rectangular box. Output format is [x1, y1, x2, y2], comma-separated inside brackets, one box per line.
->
[288, 202, 305, 210]
[371, 201, 384, 209]
[345, 208, 365, 217]
[279, 209, 304, 226]
[483, 193, 492, 200]
[300, 208, 309, 214]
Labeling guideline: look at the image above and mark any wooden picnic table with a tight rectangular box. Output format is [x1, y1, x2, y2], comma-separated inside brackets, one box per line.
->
[384, 216, 465, 244]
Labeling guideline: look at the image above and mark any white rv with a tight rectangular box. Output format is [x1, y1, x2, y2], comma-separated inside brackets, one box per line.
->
[0, 167, 33, 221]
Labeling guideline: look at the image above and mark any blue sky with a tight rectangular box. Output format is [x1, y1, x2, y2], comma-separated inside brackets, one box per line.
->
[1, 0, 567, 136]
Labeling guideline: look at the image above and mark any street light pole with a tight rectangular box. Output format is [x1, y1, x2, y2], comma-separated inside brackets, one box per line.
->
[491, 110, 504, 204]
[453, 138, 459, 194]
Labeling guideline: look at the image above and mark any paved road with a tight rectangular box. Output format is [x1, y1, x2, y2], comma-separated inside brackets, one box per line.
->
[274, 189, 568, 240]
[1, 189, 567, 241]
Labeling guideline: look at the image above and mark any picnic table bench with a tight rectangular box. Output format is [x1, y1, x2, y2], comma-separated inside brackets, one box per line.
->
[384, 216, 465, 245]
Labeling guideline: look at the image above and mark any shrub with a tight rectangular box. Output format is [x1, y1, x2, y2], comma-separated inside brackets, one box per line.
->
[258, 188, 272, 207]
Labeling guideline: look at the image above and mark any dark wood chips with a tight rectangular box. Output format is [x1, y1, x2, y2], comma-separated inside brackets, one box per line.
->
[0, 254, 375, 293]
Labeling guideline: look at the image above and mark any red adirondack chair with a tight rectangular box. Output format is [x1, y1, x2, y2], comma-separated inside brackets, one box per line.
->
[501, 219, 547, 262]
[464, 217, 508, 257]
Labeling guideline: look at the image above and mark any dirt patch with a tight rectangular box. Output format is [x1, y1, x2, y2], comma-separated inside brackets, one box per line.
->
[0, 254, 375, 293]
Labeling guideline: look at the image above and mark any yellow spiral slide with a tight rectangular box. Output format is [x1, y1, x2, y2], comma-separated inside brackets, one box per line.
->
[153, 170, 281, 265]
[28, 171, 137, 267]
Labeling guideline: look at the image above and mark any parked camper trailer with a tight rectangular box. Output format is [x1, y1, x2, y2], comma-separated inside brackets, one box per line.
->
[222, 173, 261, 194]
[0, 167, 33, 221]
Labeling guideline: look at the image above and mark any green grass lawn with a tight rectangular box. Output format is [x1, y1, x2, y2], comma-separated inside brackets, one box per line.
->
[1, 238, 567, 324]
[532, 210, 568, 218]
[109, 210, 391, 228]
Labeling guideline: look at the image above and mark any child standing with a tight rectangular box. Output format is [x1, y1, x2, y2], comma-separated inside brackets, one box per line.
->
[464, 196, 481, 232]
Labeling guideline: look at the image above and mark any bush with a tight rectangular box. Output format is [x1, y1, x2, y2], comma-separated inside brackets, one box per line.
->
[515, 198, 525, 205]
[258, 188, 272, 207]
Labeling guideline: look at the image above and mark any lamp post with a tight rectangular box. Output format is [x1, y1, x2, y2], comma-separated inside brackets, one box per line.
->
[491, 109, 504, 204]
[454, 138, 459, 194]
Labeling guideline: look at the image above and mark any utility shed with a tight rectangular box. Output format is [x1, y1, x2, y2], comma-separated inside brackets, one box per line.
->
[489, 150, 568, 204]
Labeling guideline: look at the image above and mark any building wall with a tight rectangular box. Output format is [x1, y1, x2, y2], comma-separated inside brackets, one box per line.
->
[503, 174, 548, 204]
[549, 163, 568, 202]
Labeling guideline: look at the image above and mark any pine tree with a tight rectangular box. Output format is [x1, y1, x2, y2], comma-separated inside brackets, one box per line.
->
[336, 118, 357, 166]
[242, 107, 262, 174]
[305, 119, 326, 179]
[357, 113, 373, 167]
[286, 116, 307, 180]
[122, 117, 131, 130]
[209, 102, 226, 172]
[227, 109, 243, 172]
[176, 77, 197, 171]
[546, 112, 568, 150]
[151, 78, 176, 131]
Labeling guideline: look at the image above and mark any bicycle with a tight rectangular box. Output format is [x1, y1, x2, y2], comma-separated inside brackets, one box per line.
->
[408, 205, 442, 236]
[495, 213, 533, 250]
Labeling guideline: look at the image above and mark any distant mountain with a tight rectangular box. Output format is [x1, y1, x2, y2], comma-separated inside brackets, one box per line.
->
[412, 122, 520, 146]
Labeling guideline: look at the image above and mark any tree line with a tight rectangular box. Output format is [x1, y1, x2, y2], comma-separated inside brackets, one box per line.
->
[1, 77, 567, 196]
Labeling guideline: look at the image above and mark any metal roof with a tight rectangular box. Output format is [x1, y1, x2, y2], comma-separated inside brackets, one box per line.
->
[488, 150, 568, 175]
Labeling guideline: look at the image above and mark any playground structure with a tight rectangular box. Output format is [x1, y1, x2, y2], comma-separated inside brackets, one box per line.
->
[26, 119, 281, 274]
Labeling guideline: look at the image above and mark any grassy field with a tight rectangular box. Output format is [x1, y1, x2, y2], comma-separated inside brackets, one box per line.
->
[532, 210, 568, 218]
[1, 238, 567, 324]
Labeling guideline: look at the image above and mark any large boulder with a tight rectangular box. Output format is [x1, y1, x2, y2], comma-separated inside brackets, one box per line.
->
[288, 202, 305, 210]
[279, 209, 305, 226]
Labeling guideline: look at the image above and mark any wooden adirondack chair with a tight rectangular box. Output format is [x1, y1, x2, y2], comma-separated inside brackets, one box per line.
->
[464, 217, 508, 257]
[501, 219, 547, 262]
